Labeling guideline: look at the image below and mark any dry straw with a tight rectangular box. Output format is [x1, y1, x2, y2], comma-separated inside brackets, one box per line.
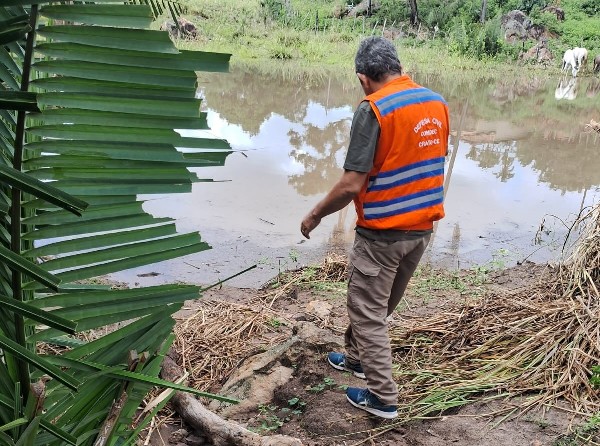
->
[173, 299, 288, 393]
[389, 204, 600, 421]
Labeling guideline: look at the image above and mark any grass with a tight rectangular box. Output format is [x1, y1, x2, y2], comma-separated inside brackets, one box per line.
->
[553, 413, 600, 446]
[408, 264, 489, 304]
[161, 0, 570, 83]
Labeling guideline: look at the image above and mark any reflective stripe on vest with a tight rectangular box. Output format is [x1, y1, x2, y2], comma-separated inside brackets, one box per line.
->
[367, 157, 445, 192]
[363, 186, 444, 220]
[375, 88, 447, 117]
[354, 75, 448, 231]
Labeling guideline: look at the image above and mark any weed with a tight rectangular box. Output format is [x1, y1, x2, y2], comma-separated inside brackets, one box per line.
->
[307, 376, 337, 393]
[553, 413, 600, 446]
[255, 404, 284, 433]
[287, 397, 306, 415]
[268, 317, 282, 328]
[411, 266, 486, 303]
[591, 365, 600, 388]
[252, 399, 306, 433]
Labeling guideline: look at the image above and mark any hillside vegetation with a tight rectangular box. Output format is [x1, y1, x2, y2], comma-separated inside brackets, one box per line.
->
[174, 0, 599, 75]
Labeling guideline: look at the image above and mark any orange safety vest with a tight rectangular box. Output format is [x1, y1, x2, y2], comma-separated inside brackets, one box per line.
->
[354, 75, 449, 231]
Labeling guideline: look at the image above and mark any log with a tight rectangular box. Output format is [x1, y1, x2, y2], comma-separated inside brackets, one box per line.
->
[160, 354, 303, 446]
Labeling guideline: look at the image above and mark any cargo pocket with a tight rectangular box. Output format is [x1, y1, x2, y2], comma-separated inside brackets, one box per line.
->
[347, 254, 381, 311]
[350, 255, 381, 278]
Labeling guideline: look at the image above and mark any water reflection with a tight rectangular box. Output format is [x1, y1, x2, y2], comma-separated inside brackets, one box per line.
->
[555, 76, 578, 100]
[111, 67, 600, 288]
[288, 113, 350, 195]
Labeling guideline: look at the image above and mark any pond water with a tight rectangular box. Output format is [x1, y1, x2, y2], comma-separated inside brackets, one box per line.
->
[111, 67, 600, 288]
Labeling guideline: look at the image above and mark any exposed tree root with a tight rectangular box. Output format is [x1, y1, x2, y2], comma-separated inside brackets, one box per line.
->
[160, 353, 303, 446]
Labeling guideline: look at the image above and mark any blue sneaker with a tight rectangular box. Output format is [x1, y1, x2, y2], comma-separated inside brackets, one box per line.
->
[327, 352, 366, 379]
[346, 387, 398, 419]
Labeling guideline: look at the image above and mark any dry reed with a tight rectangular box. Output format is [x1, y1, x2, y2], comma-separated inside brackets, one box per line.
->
[173, 299, 288, 392]
[260, 252, 348, 307]
[390, 205, 600, 420]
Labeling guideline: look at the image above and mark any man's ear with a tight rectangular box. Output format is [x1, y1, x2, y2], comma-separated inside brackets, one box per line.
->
[356, 73, 371, 93]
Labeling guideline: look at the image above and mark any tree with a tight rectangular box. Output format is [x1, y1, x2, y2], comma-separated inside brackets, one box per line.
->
[408, 0, 419, 25]
[481, 0, 488, 22]
[0, 1, 234, 443]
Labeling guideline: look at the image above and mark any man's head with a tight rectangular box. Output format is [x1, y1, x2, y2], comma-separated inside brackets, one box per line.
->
[355, 36, 402, 95]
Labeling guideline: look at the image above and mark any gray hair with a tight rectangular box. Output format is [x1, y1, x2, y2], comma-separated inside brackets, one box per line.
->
[354, 36, 402, 82]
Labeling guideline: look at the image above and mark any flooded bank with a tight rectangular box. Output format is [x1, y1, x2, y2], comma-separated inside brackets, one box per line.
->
[111, 67, 600, 288]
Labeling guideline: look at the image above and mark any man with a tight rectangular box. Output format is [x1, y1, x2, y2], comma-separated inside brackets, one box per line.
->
[300, 36, 449, 419]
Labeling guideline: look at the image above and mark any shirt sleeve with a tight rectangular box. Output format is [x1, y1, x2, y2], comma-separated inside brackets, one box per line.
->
[343, 101, 380, 173]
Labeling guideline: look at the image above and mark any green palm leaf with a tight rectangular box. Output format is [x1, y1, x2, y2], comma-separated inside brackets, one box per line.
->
[0, 0, 235, 443]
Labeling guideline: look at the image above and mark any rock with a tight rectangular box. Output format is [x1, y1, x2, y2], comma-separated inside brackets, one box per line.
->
[541, 6, 564, 21]
[501, 10, 531, 42]
[501, 10, 550, 42]
[293, 321, 342, 348]
[186, 435, 207, 446]
[261, 435, 303, 445]
[305, 300, 332, 320]
[520, 40, 553, 65]
[168, 428, 188, 444]
[347, 0, 381, 18]
[207, 337, 299, 417]
[160, 17, 198, 40]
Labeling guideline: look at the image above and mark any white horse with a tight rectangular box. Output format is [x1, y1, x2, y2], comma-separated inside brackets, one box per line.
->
[572, 47, 588, 73]
[562, 49, 578, 76]
[555, 76, 578, 101]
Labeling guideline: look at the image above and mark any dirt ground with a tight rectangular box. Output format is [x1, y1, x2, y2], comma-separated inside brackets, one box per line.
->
[145, 262, 598, 446]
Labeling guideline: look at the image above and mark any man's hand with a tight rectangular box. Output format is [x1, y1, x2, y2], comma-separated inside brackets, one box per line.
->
[299, 170, 367, 240]
[300, 212, 321, 239]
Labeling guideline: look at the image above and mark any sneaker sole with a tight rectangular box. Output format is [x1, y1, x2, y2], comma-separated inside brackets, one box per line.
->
[346, 395, 398, 419]
[327, 358, 366, 379]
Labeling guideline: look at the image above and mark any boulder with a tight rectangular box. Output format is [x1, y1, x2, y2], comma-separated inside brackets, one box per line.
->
[160, 17, 198, 40]
[520, 40, 553, 65]
[541, 6, 565, 21]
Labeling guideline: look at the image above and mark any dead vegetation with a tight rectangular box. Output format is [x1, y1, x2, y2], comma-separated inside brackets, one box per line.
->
[387, 205, 600, 425]
[173, 300, 288, 393]
[146, 207, 600, 444]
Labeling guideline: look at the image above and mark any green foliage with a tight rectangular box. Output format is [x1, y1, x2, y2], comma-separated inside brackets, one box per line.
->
[307, 376, 337, 393]
[372, 0, 409, 24]
[558, 17, 600, 49]
[252, 398, 306, 433]
[0, 1, 233, 444]
[260, 0, 288, 22]
[553, 412, 600, 446]
[447, 15, 505, 58]
[529, 7, 561, 34]
[592, 366, 600, 388]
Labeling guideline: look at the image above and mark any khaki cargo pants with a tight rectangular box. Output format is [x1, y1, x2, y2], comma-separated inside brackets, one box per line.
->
[344, 232, 431, 406]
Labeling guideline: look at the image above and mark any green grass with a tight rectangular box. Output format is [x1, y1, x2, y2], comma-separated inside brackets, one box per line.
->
[160, 0, 574, 82]
[553, 413, 600, 446]
[409, 265, 489, 304]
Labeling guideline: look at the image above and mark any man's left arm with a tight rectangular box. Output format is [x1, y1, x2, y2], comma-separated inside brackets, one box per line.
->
[300, 170, 368, 239]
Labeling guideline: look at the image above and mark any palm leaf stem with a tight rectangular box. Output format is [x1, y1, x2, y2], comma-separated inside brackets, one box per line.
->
[10, 3, 38, 397]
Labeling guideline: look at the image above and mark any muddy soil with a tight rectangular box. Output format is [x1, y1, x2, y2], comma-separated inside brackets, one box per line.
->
[146, 262, 595, 446]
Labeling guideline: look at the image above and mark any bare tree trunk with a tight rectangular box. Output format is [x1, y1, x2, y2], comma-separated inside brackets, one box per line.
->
[408, 0, 418, 26]
[160, 355, 303, 446]
[480, 0, 488, 23]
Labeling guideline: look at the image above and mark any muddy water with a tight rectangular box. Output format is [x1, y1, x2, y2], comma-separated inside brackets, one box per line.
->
[111, 69, 600, 288]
